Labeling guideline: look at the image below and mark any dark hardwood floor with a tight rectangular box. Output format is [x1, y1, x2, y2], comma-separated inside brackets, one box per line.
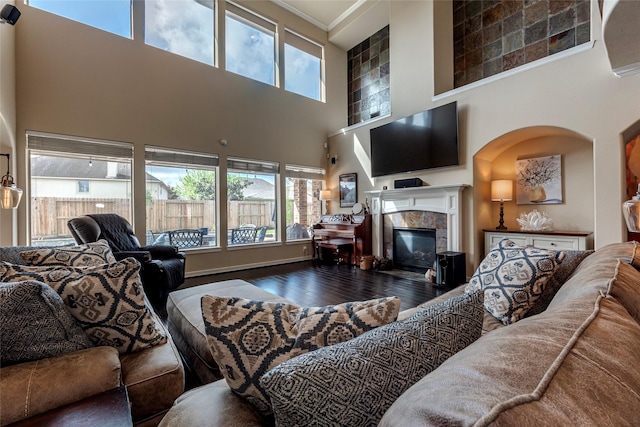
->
[182, 261, 454, 312]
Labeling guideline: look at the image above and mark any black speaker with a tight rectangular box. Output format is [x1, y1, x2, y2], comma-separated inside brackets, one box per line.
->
[435, 251, 466, 287]
[394, 177, 424, 189]
[0, 5, 20, 25]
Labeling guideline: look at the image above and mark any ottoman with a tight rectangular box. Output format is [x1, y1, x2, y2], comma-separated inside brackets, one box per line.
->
[166, 280, 289, 384]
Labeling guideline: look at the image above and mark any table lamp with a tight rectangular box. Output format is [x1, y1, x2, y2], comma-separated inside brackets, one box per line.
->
[320, 189, 331, 214]
[491, 180, 512, 230]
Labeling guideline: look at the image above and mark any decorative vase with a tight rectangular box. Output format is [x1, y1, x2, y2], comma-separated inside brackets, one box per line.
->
[529, 186, 546, 203]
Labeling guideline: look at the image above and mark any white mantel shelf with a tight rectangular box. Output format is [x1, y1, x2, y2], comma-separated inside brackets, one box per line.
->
[365, 184, 470, 257]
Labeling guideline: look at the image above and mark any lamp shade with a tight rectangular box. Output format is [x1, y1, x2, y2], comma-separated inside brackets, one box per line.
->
[491, 180, 513, 202]
[319, 189, 331, 200]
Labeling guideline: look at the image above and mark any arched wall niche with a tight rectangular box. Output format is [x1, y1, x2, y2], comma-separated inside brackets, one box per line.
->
[473, 126, 594, 257]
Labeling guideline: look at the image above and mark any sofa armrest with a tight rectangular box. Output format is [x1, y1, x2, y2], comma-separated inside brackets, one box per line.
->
[0, 346, 121, 425]
[141, 245, 186, 260]
[114, 251, 153, 263]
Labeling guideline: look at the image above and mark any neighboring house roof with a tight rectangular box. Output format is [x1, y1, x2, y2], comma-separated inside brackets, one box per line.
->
[243, 178, 275, 200]
[30, 156, 166, 185]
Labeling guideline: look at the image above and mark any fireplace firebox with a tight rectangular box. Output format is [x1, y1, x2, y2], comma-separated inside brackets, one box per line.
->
[392, 228, 437, 273]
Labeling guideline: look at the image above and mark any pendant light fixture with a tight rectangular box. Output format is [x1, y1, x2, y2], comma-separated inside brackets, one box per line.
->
[1, 153, 23, 209]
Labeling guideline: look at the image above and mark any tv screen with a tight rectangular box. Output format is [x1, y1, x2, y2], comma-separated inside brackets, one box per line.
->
[370, 101, 459, 178]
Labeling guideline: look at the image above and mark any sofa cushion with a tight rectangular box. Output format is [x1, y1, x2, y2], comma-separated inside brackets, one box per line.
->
[260, 290, 484, 427]
[0, 258, 166, 353]
[524, 249, 593, 317]
[0, 280, 94, 366]
[379, 248, 640, 425]
[466, 239, 565, 324]
[19, 240, 117, 267]
[201, 296, 401, 416]
[0, 346, 121, 425]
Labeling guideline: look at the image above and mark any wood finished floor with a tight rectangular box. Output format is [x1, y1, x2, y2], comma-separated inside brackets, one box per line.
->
[182, 261, 454, 311]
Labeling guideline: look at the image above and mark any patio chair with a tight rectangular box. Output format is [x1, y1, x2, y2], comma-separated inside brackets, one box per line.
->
[168, 229, 204, 248]
[231, 227, 258, 244]
[255, 226, 268, 242]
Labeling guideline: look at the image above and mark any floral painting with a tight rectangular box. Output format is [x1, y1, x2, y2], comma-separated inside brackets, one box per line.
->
[515, 155, 562, 205]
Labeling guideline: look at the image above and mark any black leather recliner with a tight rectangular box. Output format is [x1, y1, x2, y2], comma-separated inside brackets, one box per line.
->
[67, 213, 186, 313]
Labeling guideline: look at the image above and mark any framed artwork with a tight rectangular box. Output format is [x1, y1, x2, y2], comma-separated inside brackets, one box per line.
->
[339, 173, 358, 208]
[515, 155, 562, 205]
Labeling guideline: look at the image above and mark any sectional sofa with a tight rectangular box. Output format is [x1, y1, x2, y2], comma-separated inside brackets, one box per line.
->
[159, 241, 640, 426]
[0, 245, 185, 426]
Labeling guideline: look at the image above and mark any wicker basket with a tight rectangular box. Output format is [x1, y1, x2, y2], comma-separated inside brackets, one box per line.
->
[360, 255, 376, 270]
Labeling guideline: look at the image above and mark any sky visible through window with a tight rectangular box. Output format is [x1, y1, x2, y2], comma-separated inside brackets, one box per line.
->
[30, 0, 322, 100]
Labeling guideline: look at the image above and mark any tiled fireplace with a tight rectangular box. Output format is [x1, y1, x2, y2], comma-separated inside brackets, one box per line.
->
[366, 185, 469, 263]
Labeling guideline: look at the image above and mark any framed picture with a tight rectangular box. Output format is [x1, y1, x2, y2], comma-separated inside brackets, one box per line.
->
[339, 173, 358, 208]
[515, 155, 562, 205]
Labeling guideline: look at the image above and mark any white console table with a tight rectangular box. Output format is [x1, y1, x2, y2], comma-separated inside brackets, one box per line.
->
[484, 229, 593, 256]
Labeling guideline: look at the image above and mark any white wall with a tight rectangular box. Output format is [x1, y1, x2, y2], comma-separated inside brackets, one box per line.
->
[327, 1, 640, 272]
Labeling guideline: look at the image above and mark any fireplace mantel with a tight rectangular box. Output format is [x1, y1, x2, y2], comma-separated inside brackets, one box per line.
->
[365, 184, 469, 256]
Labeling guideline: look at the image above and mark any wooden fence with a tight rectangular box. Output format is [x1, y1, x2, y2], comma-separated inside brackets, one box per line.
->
[31, 197, 276, 238]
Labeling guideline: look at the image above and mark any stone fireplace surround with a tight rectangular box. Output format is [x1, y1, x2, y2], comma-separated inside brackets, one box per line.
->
[366, 185, 469, 259]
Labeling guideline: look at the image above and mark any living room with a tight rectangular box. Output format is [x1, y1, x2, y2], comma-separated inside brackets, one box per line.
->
[2, 1, 640, 425]
[1, 0, 639, 276]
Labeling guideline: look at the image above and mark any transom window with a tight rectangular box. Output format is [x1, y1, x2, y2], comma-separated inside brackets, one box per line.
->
[284, 29, 323, 101]
[28, 0, 132, 38]
[145, 0, 214, 66]
[225, 3, 276, 86]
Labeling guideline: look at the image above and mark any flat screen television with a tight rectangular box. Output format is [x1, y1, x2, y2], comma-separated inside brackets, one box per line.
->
[370, 101, 459, 178]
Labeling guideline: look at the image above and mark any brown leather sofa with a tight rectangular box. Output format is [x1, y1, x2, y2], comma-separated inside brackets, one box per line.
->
[159, 241, 640, 426]
[0, 246, 185, 427]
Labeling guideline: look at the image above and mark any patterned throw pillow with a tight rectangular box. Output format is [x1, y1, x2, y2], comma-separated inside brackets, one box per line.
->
[20, 240, 117, 267]
[0, 258, 166, 353]
[0, 280, 95, 366]
[260, 290, 484, 427]
[201, 296, 401, 416]
[466, 239, 566, 325]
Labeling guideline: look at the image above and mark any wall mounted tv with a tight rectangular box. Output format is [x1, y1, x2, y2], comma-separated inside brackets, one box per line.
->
[370, 101, 459, 178]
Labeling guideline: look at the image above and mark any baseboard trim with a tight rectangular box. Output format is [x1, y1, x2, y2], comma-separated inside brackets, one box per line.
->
[185, 256, 312, 278]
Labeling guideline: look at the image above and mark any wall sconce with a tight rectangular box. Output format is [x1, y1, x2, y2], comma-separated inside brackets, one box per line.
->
[319, 189, 331, 214]
[1, 154, 23, 209]
[491, 179, 513, 230]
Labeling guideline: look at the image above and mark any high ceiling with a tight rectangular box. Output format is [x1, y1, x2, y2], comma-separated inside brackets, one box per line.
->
[273, 0, 361, 30]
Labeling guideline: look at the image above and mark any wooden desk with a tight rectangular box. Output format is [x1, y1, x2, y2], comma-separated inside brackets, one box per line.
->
[9, 386, 132, 427]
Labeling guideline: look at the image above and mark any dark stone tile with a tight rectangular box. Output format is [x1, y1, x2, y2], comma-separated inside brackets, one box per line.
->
[352, 113, 361, 124]
[379, 49, 389, 65]
[483, 3, 503, 27]
[576, 0, 590, 23]
[549, 28, 575, 54]
[466, 14, 482, 34]
[370, 55, 379, 70]
[503, 30, 524, 53]
[454, 53, 466, 74]
[549, 0, 575, 15]
[370, 30, 381, 46]
[370, 69, 380, 83]
[525, 39, 547, 62]
[525, 0, 548, 26]
[454, 38, 465, 58]
[465, 31, 483, 53]
[484, 39, 503, 60]
[380, 25, 389, 39]
[483, 57, 502, 77]
[465, 0, 482, 18]
[361, 48, 370, 62]
[354, 89, 361, 102]
[361, 60, 370, 74]
[483, 22, 503, 43]
[576, 22, 590, 45]
[380, 36, 389, 52]
[350, 43, 361, 57]
[350, 77, 361, 92]
[503, 0, 524, 17]
[502, 47, 525, 70]
[550, 7, 575, 36]
[370, 41, 380, 57]
[454, 22, 465, 41]
[524, 0, 543, 7]
[465, 48, 483, 68]
[454, 4, 466, 24]
[380, 62, 390, 77]
[361, 39, 370, 51]
[503, 10, 523, 34]
[483, 0, 502, 11]
[525, 19, 548, 44]
[361, 72, 371, 88]
[454, 0, 465, 12]
[466, 64, 484, 82]
[454, 71, 467, 88]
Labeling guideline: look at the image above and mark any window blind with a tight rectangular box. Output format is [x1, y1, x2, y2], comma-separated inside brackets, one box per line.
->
[227, 157, 279, 174]
[145, 146, 219, 169]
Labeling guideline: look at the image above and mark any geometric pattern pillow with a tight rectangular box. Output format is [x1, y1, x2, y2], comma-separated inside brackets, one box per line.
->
[201, 296, 401, 416]
[0, 258, 166, 353]
[19, 240, 117, 267]
[260, 289, 484, 427]
[0, 280, 95, 366]
[465, 239, 565, 325]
